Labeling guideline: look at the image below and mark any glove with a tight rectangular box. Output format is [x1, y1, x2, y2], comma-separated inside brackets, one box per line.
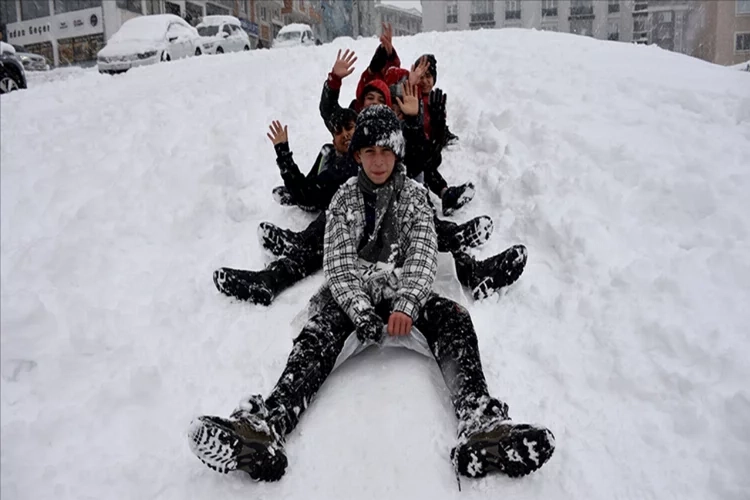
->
[429, 89, 448, 146]
[355, 308, 385, 345]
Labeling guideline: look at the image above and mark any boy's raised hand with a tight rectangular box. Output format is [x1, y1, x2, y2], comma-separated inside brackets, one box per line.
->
[408, 56, 430, 87]
[267, 120, 288, 146]
[396, 83, 420, 117]
[379, 23, 394, 55]
[332, 49, 357, 79]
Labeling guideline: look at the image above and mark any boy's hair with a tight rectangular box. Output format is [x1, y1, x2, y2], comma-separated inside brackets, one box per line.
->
[330, 108, 358, 134]
[414, 54, 437, 82]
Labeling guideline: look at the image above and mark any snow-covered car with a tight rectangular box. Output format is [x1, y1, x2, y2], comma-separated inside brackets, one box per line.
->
[16, 52, 51, 71]
[0, 41, 27, 94]
[196, 15, 251, 54]
[97, 14, 202, 74]
[272, 23, 316, 49]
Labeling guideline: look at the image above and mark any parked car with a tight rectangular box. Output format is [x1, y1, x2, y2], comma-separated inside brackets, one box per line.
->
[272, 23, 316, 49]
[97, 14, 202, 74]
[0, 41, 27, 94]
[196, 15, 251, 54]
[16, 52, 51, 71]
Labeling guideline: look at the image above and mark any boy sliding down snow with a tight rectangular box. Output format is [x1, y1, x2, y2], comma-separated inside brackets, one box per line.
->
[270, 108, 358, 212]
[189, 106, 555, 482]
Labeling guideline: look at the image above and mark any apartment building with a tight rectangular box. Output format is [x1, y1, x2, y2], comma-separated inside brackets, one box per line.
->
[423, 0, 637, 42]
[374, 0, 422, 37]
[692, 0, 750, 65]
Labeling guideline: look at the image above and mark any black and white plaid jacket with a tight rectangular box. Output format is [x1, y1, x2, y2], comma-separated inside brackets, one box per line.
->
[323, 168, 438, 325]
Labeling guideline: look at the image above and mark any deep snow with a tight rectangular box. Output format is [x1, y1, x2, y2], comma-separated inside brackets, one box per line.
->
[2, 28, 750, 500]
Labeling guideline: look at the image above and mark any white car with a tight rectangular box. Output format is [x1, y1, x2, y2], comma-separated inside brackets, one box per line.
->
[197, 15, 251, 54]
[97, 14, 202, 74]
[272, 23, 316, 49]
[16, 52, 50, 71]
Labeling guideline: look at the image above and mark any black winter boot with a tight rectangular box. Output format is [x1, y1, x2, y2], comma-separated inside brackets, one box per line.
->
[213, 267, 278, 306]
[258, 222, 304, 259]
[271, 186, 319, 213]
[442, 182, 475, 216]
[451, 396, 555, 478]
[437, 216, 494, 253]
[454, 245, 527, 300]
[188, 395, 288, 481]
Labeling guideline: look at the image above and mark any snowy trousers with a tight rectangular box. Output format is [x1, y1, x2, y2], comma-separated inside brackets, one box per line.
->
[266, 211, 465, 298]
[263, 294, 492, 437]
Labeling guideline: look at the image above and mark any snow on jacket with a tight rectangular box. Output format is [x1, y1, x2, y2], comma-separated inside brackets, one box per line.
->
[322, 166, 438, 324]
[275, 142, 359, 211]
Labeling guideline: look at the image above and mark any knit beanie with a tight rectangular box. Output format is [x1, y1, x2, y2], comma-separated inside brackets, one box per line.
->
[349, 105, 405, 159]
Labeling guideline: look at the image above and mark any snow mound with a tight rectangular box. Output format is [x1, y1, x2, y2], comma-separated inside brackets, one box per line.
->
[2, 28, 750, 500]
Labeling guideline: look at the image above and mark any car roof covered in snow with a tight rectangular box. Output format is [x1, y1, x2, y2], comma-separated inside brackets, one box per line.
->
[198, 15, 240, 27]
[0, 41, 16, 55]
[278, 23, 312, 35]
[113, 14, 192, 41]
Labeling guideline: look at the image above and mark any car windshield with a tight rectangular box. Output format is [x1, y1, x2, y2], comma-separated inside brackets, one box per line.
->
[277, 31, 301, 42]
[111, 18, 169, 42]
[197, 26, 219, 37]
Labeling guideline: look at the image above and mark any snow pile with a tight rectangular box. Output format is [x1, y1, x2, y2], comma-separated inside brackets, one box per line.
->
[2, 28, 750, 500]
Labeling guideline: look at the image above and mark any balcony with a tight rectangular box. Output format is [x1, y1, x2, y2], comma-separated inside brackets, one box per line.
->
[505, 9, 521, 20]
[542, 7, 558, 17]
[470, 12, 496, 28]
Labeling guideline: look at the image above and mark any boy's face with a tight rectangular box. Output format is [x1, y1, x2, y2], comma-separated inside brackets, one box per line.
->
[418, 73, 435, 95]
[355, 146, 396, 185]
[363, 90, 386, 108]
[333, 122, 355, 154]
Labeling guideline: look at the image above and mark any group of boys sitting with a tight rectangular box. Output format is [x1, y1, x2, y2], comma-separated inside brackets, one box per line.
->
[188, 24, 555, 485]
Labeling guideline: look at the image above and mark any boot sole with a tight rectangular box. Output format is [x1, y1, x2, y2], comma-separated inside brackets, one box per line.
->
[452, 216, 494, 252]
[472, 246, 527, 300]
[213, 269, 273, 306]
[188, 417, 287, 481]
[452, 426, 555, 478]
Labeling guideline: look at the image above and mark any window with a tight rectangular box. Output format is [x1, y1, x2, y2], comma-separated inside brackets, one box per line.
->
[738, 0, 750, 15]
[608, 0, 620, 14]
[206, 2, 229, 16]
[470, 0, 494, 25]
[542, 0, 558, 18]
[20, 0, 51, 20]
[506, 0, 521, 20]
[145, 0, 162, 15]
[736, 32, 750, 52]
[608, 21, 619, 40]
[1, 0, 18, 24]
[223, 25, 233, 36]
[446, 1, 458, 24]
[633, 18, 647, 33]
[261, 6, 267, 21]
[54, 0, 103, 14]
[116, 0, 143, 14]
[571, 0, 594, 17]
[570, 18, 593, 36]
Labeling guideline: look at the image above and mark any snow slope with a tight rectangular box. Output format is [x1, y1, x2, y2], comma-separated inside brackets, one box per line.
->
[2, 29, 750, 500]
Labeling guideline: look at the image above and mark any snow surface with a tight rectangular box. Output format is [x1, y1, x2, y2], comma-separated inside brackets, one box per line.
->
[198, 15, 241, 28]
[278, 23, 314, 35]
[0, 41, 16, 55]
[2, 28, 750, 500]
[109, 14, 186, 42]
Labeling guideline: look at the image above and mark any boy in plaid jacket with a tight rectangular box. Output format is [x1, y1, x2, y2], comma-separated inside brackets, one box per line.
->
[188, 106, 555, 483]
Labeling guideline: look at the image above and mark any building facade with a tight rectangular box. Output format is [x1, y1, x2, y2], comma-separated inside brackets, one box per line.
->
[0, 0, 322, 66]
[421, 0, 750, 65]
[374, 1, 422, 37]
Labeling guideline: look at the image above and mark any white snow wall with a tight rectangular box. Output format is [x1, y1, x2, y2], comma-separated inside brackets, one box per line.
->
[2, 28, 750, 500]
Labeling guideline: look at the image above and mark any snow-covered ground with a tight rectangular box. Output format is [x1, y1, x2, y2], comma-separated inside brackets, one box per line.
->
[2, 28, 750, 500]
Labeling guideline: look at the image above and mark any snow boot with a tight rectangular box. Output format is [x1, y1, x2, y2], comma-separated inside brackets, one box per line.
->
[213, 267, 277, 306]
[188, 395, 287, 481]
[258, 222, 304, 259]
[442, 182, 475, 216]
[455, 245, 527, 300]
[271, 186, 318, 213]
[439, 216, 494, 253]
[451, 396, 555, 478]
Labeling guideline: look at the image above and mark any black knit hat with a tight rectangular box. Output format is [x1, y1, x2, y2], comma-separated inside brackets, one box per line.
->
[349, 105, 405, 158]
[414, 54, 437, 82]
[330, 108, 358, 133]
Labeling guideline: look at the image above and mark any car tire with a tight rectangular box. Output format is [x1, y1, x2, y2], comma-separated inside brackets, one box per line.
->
[216, 47, 224, 54]
[244, 45, 250, 51]
[0, 67, 23, 94]
[195, 48, 202, 56]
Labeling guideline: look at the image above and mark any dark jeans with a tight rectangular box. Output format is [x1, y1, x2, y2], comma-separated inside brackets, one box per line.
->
[264, 294, 491, 437]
